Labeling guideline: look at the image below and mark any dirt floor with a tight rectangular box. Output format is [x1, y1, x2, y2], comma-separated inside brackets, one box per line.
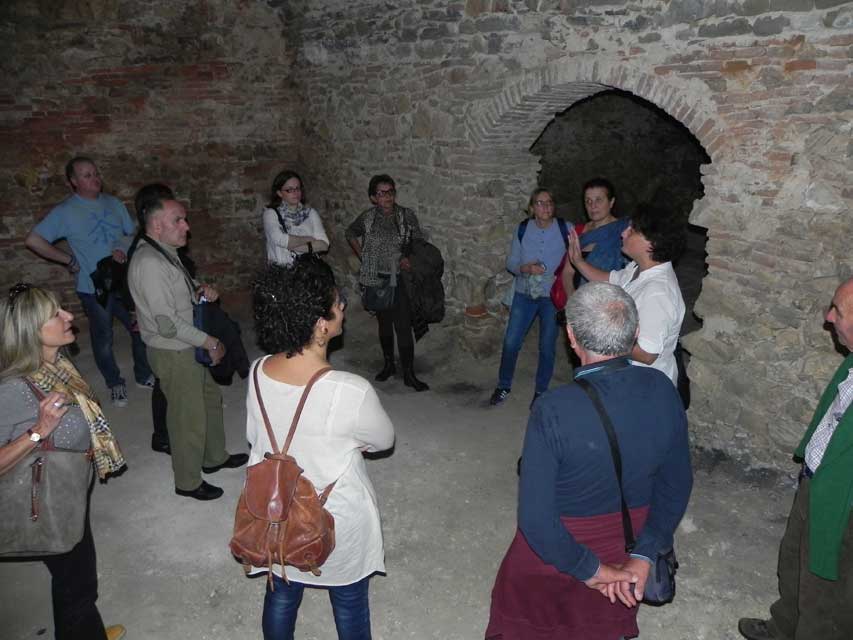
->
[1, 296, 797, 640]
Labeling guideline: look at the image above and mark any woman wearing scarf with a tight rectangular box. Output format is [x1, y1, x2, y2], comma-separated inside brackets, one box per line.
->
[0, 284, 126, 640]
[263, 170, 329, 266]
[345, 174, 429, 392]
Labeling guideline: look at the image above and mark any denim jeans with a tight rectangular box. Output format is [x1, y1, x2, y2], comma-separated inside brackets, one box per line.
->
[262, 575, 371, 640]
[497, 292, 559, 394]
[78, 292, 152, 388]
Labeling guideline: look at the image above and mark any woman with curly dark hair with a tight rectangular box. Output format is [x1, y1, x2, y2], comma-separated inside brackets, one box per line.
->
[262, 170, 329, 266]
[567, 203, 686, 385]
[246, 255, 394, 640]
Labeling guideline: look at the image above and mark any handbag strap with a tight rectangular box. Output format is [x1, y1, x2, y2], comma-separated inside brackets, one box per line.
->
[22, 378, 53, 451]
[251, 359, 331, 455]
[575, 377, 636, 553]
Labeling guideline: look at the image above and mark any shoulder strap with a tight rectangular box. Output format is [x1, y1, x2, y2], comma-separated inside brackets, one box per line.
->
[575, 377, 636, 552]
[273, 207, 288, 234]
[22, 378, 52, 449]
[556, 217, 569, 248]
[139, 234, 196, 299]
[252, 359, 332, 455]
[517, 218, 529, 243]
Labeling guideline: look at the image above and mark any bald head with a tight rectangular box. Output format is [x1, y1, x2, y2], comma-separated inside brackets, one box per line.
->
[826, 278, 853, 350]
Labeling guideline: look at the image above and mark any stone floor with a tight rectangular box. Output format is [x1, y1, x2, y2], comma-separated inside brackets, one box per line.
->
[1, 296, 798, 640]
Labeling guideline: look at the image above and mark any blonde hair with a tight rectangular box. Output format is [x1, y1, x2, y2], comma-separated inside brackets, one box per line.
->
[527, 188, 553, 217]
[0, 285, 60, 381]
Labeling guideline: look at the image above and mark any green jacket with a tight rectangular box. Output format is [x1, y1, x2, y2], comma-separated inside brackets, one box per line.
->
[794, 353, 853, 580]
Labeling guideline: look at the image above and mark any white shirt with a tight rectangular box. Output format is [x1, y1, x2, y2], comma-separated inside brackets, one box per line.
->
[245, 357, 395, 585]
[610, 261, 685, 385]
[805, 367, 853, 472]
[262, 206, 329, 266]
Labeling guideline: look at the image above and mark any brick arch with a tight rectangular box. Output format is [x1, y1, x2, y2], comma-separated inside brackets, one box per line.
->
[465, 59, 723, 227]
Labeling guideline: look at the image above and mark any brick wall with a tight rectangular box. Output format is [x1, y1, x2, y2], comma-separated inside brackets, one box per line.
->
[0, 0, 302, 309]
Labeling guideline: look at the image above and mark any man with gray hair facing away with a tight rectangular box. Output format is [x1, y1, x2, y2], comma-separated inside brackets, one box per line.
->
[487, 282, 692, 640]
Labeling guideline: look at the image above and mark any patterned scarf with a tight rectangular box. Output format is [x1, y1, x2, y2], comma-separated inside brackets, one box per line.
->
[29, 354, 126, 480]
[276, 202, 311, 231]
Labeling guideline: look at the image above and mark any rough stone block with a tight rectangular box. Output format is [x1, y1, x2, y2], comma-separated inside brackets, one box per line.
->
[698, 18, 753, 37]
[769, 0, 813, 9]
[815, 0, 851, 8]
[753, 15, 790, 35]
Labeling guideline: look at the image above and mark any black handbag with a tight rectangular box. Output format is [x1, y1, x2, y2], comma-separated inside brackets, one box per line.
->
[362, 276, 396, 312]
[576, 377, 678, 606]
[0, 382, 93, 557]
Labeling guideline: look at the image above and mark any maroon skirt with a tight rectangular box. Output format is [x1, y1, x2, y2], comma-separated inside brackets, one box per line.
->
[485, 507, 649, 640]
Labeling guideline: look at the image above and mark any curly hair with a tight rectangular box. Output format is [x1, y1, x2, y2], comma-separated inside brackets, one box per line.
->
[630, 203, 687, 263]
[253, 255, 337, 357]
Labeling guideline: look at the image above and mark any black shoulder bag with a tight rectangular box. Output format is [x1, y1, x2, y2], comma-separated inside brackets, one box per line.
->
[575, 377, 678, 606]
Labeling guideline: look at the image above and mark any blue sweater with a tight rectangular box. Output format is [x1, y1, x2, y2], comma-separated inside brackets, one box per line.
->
[518, 357, 693, 580]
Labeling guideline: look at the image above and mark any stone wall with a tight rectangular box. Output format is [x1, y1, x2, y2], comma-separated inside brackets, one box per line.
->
[0, 0, 301, 307]
[531, 90, 710, 223]
[2, 0, 851, 469]
[295, 0, 853, 468]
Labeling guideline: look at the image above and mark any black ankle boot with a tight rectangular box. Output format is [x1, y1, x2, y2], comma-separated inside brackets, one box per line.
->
[375, 357, 396, 382]
[403, 368, 429, 392]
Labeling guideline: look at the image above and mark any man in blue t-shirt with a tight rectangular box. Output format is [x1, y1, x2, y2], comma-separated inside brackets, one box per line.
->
[25, 156, 153, 407]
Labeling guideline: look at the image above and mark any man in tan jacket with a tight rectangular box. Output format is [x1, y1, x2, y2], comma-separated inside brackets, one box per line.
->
[128, 183, 247, 501]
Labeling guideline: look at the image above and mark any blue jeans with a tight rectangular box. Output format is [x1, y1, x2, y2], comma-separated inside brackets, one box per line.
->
[78, 292, 152, 388]
[262, 575, 371, 640]
[497, 292, 559, 394]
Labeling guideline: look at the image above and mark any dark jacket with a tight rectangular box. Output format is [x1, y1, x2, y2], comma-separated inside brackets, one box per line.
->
[401, 238, 445, 341]
[198, 301, 250, 385]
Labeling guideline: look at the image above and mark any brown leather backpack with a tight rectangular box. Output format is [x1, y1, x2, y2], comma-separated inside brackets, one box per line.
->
[229, 362, 336, 584]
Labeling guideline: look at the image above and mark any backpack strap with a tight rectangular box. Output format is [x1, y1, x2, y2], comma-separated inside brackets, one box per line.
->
[251, 359, 332, 456]
[518, 217, 569, 247]
[517, 218, 529, 243]
[556, 217, 569, 248]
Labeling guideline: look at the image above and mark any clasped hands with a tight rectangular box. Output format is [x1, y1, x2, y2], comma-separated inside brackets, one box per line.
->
[583, 557, 652, 608]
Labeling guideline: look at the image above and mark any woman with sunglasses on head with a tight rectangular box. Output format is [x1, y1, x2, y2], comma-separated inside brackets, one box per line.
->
[263, 170, 329, 266]
[345, 174, 429, 391]
[0, 284, 126, 640]
[247, 256, 394, 639]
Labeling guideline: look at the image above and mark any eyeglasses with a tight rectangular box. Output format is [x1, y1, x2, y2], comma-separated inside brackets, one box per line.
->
[534, 200, 554, 207]
[375, 188, 396, 197]
[8, 282, 32, 310]
[281, 186, 302, 194]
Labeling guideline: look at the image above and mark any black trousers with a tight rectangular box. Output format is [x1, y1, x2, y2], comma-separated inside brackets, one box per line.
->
[151, 377, 169, 447]
[42, 510, 107, 640]
[376, 284, 415, 366]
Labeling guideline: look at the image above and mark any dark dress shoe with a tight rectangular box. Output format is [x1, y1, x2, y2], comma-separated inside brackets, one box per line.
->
[202, 452, 249, 474]
[403, 369, 429, 392]
[375, 359, 396, 382]
[151, 440, 171, 455]
[738, 618, 777, 640]
[175, 481, 223, 501]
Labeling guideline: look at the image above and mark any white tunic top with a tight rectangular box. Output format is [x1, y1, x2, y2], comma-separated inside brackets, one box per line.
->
[245, 357, 395, 585]
[610, 261, 685, 385]
[262, 207, 329, 266]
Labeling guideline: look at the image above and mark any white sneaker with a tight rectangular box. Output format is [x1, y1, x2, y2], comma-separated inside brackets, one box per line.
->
[110, 384, 128, 408]
[136, 375, 155, 390]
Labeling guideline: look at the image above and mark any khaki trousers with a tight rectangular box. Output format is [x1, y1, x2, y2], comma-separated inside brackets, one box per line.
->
[768, 477, 853, 640]
[147, 347, 228, 491]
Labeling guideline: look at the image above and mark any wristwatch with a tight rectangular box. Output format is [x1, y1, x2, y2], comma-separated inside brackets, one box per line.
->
[27, 428, 42, 443]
